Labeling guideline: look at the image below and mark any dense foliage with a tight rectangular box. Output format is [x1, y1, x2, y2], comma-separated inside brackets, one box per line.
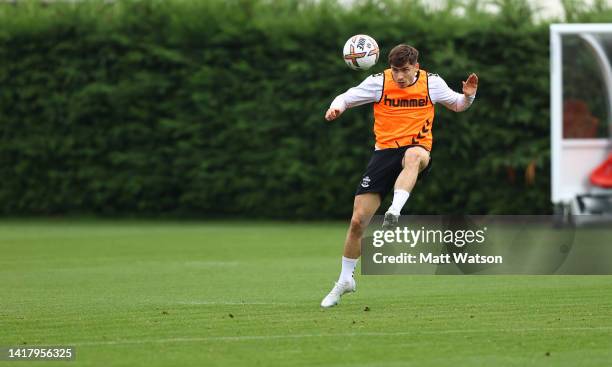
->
[1, 0, 610, 217]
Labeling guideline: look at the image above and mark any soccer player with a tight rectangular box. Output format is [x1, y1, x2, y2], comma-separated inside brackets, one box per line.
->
[320, 44, 478, 308]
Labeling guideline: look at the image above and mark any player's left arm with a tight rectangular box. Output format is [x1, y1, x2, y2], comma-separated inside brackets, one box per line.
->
[429, 73, 478, 112]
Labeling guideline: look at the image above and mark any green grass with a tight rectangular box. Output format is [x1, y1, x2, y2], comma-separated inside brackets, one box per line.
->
[1, 220, 611, 366]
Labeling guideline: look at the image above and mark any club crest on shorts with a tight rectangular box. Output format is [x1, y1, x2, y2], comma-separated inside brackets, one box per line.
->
[361, 176, 371, 188]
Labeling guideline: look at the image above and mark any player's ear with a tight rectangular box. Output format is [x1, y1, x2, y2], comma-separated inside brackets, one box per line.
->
[415, 62, 420, 69]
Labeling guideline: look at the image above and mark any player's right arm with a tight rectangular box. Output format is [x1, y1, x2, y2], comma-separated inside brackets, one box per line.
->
[325, 74, 383, 121]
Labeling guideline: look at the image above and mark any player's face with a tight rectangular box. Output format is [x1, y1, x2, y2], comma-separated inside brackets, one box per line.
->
[391, 61, 419, 88]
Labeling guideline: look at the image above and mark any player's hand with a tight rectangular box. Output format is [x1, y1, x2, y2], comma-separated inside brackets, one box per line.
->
[462, 73, 478, 97]
[325, 108, 342, 121]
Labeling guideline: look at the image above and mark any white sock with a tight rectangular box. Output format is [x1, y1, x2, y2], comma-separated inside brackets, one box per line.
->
[388, 189, 410, 216]
[339, 256, 358, 283]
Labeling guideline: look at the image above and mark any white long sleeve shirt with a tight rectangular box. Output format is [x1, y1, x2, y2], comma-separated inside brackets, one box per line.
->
[330, 72, 475, 113]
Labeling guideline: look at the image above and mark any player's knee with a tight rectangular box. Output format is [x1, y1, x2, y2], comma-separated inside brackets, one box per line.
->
[403, 152, 423, 169]
[349, 214, 367, 234]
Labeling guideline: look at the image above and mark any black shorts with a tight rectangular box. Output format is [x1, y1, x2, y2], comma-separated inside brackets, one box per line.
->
[355, 145, 432, 199]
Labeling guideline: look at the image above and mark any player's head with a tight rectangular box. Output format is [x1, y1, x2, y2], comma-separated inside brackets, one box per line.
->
[388, 44, 419, 88]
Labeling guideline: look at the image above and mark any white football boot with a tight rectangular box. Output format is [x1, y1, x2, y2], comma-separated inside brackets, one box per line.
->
[320, 278, 356, 308]
[382, 211, 399, 230]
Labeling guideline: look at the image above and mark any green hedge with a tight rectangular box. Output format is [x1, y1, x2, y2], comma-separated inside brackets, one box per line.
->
[0, 0, 609, 218]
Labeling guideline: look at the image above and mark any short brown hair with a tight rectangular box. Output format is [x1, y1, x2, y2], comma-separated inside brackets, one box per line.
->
[388, 44, 419, 67]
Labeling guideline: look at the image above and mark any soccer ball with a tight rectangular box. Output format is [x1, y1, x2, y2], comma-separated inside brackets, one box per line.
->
[342, 34, 379, 70]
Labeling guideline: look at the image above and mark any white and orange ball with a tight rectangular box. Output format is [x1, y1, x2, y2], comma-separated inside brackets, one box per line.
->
[342, 34, 379, 70]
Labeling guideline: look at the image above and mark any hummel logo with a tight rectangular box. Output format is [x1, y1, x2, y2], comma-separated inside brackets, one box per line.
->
[412, 119, 433, 145]
[383, 95, 429, 108]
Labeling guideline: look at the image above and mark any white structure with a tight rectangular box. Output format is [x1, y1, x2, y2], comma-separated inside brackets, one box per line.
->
[550, 24, 612, 221]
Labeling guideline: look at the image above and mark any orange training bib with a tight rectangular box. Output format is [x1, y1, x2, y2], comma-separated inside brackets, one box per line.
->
[373, 69, 435, 150]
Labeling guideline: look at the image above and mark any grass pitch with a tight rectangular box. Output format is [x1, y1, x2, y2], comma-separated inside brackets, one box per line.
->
[1, 220, 611, 366]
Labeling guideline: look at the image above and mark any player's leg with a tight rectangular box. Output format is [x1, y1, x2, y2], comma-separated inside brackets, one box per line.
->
[341, 192, 381, 266]
[384, 146, 430, 228]
[395, 146, 430, 194]
[321, 193, 380, 308]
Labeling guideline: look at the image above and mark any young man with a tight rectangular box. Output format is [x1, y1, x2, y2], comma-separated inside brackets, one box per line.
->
[321, 44, 478, 308]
